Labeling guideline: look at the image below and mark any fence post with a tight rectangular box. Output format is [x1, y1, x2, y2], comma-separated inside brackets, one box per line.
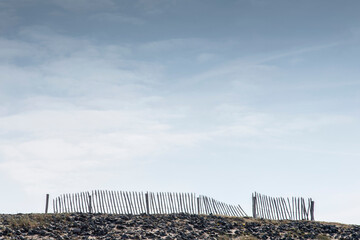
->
[197, 197, 200, 215]
[252, 193, 257, 218]
[145, 192, 150, 214]
[310, 200, 315, 221]
[89, 195, 92, 214]
[45, 194, 49, 214]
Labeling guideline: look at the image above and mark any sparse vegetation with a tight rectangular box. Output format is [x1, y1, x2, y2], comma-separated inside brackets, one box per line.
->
[316, 235, 331, 240]
[0, 213, 359, 239]
[3, 213, 69, 229]
[219, 236, 258, 240]
[239, 236, 258, 240]
[7, 214, 48, 229]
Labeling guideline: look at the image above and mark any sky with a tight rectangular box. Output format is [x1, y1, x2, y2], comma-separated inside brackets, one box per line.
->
[0, 0, 360, 224]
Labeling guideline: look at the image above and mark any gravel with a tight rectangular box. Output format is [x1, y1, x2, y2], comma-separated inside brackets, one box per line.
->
[0, 213, 359, 239]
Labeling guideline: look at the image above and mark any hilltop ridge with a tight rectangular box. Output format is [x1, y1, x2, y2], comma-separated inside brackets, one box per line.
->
[0, 213, 359, 239]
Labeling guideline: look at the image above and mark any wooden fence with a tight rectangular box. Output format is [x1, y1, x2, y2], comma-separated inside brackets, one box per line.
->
[52, 190, 247, 217]
[252, 192, 314, 221]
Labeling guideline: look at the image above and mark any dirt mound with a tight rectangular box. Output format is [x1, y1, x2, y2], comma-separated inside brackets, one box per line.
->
[0, 213, 359, 239]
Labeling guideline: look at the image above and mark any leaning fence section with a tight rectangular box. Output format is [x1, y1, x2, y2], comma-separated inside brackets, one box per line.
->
[252, 192, 314, 221]
[53, 190, 247, 217]
[198, 195, 247, 217]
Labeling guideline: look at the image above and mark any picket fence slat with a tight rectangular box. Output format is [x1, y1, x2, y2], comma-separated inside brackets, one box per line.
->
[252, 192, 314, 221]
[52, 190, 247, 217]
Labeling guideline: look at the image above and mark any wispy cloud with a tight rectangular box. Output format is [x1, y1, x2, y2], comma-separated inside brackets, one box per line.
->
[52, 0, 116, 12]
[0, 27, 209, 202]
[257, 41, 346, 64]
[90, 13, 144, 25]
[0, 8, 19, 32]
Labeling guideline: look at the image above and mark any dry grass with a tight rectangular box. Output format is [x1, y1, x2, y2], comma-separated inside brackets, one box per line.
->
[3, 214, 68, 229]
[316, 235, 331, 240]
[7, 214, 49, 229]
[219, 235, 258, 240]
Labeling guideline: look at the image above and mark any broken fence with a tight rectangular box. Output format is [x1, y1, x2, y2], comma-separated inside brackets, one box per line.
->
[252, 192, 315, 221]
[52, 190, 248, 217]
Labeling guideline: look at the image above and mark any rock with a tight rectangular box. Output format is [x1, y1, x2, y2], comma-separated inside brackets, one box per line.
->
[72, 227, 82, 234]
[1, 213, 359, 239]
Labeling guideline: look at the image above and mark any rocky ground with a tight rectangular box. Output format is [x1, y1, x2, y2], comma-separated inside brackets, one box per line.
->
[0, 213, 359, 239]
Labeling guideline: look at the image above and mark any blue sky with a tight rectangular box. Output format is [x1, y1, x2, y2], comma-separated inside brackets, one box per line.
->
[0, 0, 360, 224]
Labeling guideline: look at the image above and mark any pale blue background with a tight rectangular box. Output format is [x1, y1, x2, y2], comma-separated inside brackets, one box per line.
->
[0, 0, 360, 224]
